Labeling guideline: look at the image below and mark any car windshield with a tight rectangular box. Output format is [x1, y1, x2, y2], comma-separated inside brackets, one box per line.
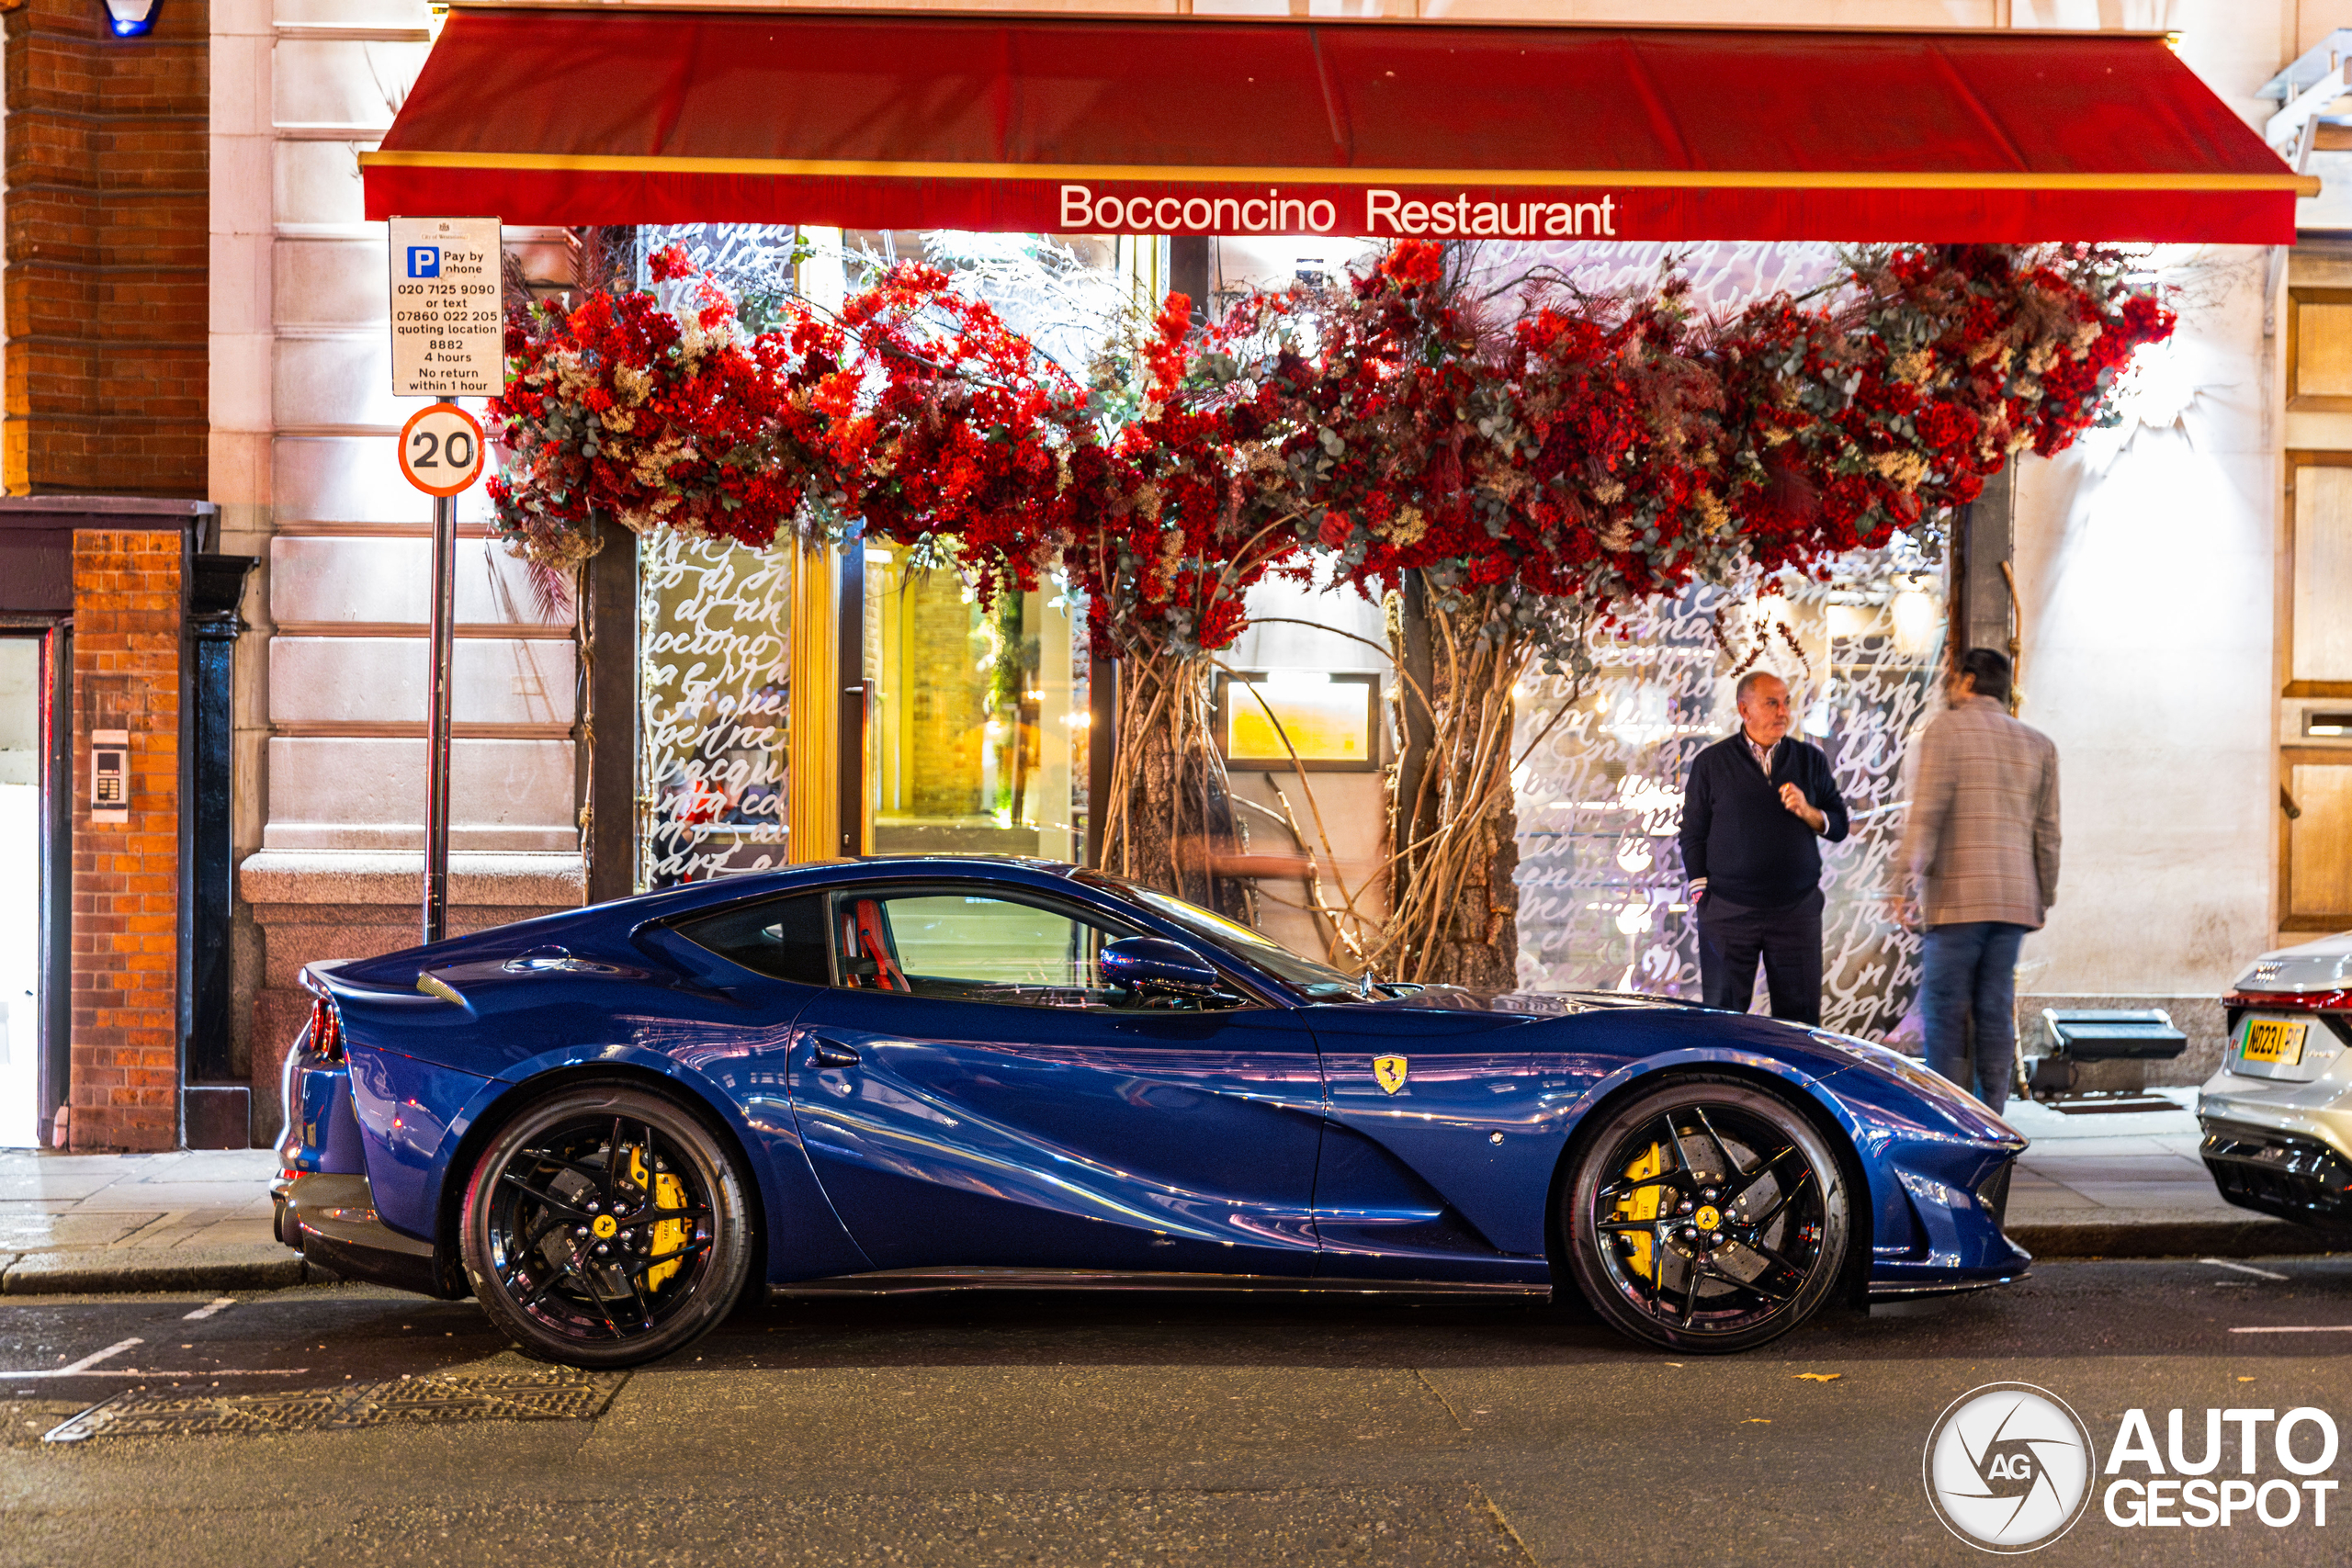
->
[1078, 873, 1367, 997]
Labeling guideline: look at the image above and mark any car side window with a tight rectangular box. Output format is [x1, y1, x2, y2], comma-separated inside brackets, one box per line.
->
[829, 888, 1136, 1009]
[672, 892, 831, 985]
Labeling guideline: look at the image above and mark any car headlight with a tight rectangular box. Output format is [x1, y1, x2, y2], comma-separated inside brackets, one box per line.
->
[1808, 1028, 2007, 1128]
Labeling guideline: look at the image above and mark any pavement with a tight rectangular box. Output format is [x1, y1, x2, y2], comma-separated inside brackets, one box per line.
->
[0, 1149, 312, 1296]
[0, 1087, 2328, 1298]
[1999, 1087, 2324, 1258]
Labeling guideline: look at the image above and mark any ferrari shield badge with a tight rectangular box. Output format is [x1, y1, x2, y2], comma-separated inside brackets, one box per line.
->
[1374, 1055, 1408, 1095]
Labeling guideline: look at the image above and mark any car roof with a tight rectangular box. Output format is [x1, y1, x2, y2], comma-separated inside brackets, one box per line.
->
[641, 855, 1091, 909]
[319, 858, 1116, 988]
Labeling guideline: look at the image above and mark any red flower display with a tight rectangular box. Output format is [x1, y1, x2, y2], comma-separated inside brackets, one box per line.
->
[1284, 241, 2174, 659]
[487, 240, 2171, 661]
[824, 263, 1087, 606]
[487, 253, 854, 570]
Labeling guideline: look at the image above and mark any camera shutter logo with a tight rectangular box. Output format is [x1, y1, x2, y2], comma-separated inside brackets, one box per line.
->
[1923, 1382, 2094, 1552]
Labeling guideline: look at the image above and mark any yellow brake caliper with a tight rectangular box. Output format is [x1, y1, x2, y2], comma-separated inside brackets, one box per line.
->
[1611, 1144, 1666, 1281]
[628, 1146, 689, 1292]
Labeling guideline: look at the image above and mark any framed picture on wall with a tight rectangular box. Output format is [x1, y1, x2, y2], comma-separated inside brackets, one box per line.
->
[1213, 671, 1381, 773]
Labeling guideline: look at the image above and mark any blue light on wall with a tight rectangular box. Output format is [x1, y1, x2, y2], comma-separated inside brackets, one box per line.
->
[103, 0, 158, 36]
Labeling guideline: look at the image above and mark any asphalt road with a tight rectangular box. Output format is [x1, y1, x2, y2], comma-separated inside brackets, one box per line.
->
[6, 1258, 2352, 1566]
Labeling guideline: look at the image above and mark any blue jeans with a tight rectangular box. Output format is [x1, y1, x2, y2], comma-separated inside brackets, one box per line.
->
[1922, 921, 2028, 1116]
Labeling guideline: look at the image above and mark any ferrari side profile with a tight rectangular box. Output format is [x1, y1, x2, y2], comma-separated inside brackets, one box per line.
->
[272, 857, 2029, 1366]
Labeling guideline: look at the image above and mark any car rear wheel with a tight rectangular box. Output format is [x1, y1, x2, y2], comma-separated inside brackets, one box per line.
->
[1564, 1075, 1849, 1354]
[460, 1082, 752, 1369]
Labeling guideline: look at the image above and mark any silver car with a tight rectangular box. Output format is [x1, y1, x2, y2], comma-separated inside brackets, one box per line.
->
[2198, 931, 2352, 1225]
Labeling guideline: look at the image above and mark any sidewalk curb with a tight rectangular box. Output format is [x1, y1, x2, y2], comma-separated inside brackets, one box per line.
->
[0, 1246, 335, 1296]
[2013, 1216, 2338, 1260]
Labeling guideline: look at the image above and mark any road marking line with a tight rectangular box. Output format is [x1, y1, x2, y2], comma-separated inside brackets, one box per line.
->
[0, 1368, 311, 1380]
[182, 1298, 236, 1320]
[0, 1337, 139, 1379]
[2204, 1258, 2290, 1280]
[2229, 1325, 2352, 1334]
[0, 1335, 311, 1381]
[57, 1337, 138, 1374]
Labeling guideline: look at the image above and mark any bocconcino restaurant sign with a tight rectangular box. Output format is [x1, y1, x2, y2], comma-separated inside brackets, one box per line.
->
[1057, 185, 1619, 238]
[356, 13, 2313, 246]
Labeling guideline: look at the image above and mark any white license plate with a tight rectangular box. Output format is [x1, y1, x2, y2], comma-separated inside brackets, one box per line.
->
[2240, 1017, 2311, 1067]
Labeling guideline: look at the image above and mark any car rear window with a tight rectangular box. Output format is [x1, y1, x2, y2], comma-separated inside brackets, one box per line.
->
[673, 892, 831, 985]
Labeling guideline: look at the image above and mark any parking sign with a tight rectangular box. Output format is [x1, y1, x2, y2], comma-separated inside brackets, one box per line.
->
[388, 216, 502, 398]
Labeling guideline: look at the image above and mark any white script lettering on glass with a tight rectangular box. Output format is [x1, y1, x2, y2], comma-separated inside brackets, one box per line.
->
[639, 531, 792, 889]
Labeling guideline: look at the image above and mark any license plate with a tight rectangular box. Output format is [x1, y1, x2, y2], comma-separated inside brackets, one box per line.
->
[2241, 1018, 2310, 1066]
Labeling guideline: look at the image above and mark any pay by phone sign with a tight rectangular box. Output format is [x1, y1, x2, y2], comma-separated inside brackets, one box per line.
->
[389, 216, 503, 398]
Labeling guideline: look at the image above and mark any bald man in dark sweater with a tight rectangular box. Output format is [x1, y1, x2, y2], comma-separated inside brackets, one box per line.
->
[1676, 671, 1849, 1024]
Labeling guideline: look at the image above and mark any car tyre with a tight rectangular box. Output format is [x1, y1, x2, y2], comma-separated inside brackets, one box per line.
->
[1563, 1074, 1849, 1354]
[461, 1080, 752, 1369]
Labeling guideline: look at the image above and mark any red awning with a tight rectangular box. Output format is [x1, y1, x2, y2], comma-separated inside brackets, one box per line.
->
[363, 7, 2313, 243]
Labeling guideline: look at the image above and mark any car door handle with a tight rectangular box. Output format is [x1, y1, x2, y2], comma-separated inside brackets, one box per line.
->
[810, 1038, 860, 1068]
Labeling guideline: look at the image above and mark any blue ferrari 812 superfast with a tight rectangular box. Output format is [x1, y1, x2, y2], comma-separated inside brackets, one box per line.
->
[272, 857, 2029, 1365]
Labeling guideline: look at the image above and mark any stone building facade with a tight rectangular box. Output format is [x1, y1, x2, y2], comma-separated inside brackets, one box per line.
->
[214, 0, 580, 1139]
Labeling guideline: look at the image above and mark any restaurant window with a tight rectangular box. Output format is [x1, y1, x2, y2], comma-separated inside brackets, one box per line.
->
[863, 546, 1087, 860]
[842, 230, 1121, 864]
[2282, 453, 2352, 931]
[1515, 553, 1945, 1039]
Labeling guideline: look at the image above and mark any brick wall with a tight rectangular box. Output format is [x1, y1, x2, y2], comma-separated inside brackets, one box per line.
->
[3, 0, 209, 495]
[70, 530, 181, 1151]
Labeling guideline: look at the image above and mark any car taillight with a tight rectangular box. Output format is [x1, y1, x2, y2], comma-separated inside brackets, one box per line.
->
[307, 996, 344, 1063]
[2223, 989, 2352, 1011]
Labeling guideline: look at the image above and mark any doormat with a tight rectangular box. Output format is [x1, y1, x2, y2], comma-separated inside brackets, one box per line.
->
[42, 1366, 628, 1442]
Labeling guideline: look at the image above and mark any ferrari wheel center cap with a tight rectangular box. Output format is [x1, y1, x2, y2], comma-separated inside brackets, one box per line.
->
[1693, 1205, 1721, 1231]
[593, 1213, 618, 1240]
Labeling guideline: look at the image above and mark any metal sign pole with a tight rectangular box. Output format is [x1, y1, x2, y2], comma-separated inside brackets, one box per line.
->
[423, 417, 458, 945]
[386, 216, 501, 947]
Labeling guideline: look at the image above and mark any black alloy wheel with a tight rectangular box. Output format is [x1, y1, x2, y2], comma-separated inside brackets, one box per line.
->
[1564, 1075, 1849, 1353]
[460, 1082, 752, 1369]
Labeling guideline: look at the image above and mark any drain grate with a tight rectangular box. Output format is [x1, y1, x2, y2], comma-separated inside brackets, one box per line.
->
[42, 1367, 628, 1443]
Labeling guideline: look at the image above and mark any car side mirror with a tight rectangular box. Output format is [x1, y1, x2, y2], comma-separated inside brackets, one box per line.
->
[1100, 937, 1228, 1001]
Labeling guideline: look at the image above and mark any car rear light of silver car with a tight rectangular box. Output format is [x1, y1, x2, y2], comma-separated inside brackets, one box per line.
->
[2223, 988, 2352, 1012]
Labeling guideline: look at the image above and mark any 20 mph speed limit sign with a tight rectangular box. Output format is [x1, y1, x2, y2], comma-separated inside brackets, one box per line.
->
[399, 404, 487, 497]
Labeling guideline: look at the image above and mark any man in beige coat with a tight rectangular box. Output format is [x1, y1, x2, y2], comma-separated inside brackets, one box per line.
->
[1891, 648, 2060, 1115]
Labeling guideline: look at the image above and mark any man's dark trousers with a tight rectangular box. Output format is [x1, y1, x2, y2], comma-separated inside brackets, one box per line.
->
[1696, 886, 1825, 1025]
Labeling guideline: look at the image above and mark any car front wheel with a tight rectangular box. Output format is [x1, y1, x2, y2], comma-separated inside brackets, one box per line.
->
[460, 1081, 752, 1368]
[1564, 1075, 1849, 1354]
